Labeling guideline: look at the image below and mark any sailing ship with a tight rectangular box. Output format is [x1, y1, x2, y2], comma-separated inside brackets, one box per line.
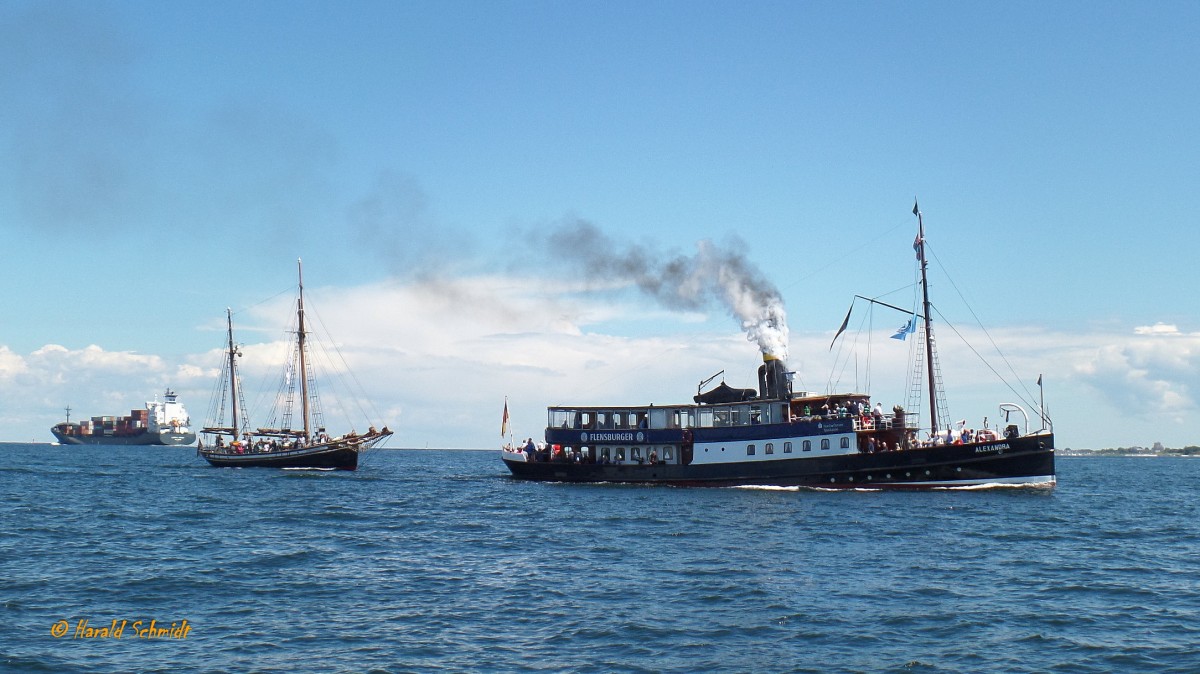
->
[50, 390, 196, 446]
[501, 204, 1055, 488]
[197, 260, 392, 470]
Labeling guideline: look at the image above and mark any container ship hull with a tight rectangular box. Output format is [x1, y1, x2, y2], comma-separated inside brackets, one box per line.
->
[51, 429, 197, 446]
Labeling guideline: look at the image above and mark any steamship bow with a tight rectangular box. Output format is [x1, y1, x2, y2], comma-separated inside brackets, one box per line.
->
[197, 260, 392, 470]
[501, 206, 1055, 488]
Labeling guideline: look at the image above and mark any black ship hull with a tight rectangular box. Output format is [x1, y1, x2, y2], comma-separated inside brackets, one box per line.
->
[199, 443, 359, 470]
[503, 434, 1054, 489]
[52, 430, 197, 446]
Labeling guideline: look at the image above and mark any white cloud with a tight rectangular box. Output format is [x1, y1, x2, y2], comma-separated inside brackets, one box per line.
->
[1134, 322, 1182, 336]
[1073, 325, 1198, 417]
[3, 275, 1198, 451]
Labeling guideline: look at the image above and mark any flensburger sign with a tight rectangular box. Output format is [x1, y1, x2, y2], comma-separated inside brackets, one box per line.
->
[580, 431, 644, 444]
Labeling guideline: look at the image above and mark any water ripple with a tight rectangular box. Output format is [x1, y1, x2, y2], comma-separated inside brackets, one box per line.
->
[3, 449, 1200, 672]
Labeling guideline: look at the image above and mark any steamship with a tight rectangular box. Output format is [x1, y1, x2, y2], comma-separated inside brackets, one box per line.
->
[501, 205, 1055, 488]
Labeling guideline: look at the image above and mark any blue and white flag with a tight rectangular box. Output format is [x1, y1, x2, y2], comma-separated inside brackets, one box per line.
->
[890, 317, 915, 340]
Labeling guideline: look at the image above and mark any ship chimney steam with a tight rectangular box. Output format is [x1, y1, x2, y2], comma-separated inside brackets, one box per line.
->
[757, 353, 791, 400]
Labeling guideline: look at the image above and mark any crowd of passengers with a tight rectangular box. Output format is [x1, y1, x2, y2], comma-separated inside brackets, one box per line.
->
[800, 400, 900, 428]
[505, 438, 664, 465]
[209, 431, 336, 454]
[862, 425, 1004, 453]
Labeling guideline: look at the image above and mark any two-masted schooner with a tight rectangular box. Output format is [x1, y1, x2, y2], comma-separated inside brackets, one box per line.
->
[197, 260, 392, 470]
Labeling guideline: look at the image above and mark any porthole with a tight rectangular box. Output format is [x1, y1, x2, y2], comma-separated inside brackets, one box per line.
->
[956, 467, 962, 472]
[925, 470, 931, 476]
[905, 472, 911, 477]
[886, 474, 892, 479]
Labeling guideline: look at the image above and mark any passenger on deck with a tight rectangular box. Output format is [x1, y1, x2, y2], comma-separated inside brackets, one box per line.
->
[649, 450, 658, 464]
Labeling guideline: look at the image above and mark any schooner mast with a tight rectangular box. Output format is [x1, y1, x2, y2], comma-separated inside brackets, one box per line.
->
[913, 201, 939, 435]
[296, 258, 311, 440]
[226, 308, 240, 438]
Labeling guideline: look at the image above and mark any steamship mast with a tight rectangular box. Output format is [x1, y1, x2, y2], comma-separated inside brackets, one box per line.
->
[912, 201, 946, 435]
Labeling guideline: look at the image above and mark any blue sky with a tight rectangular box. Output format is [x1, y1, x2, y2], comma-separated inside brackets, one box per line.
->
[2, 0, 1198, 449]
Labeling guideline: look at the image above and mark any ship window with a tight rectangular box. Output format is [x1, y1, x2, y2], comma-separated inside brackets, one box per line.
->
[698, 409, 714, 428]
[765, 442, 774, 454]
[784, 442, 793, 454]
[615, 447, 625, 461]
[662, 447, 673, 461]
[596, 412, 610, 429]
[803, 440, 811, 452]
[821, 438, 831, 450]
[631, 447, 642, 461]
[840, 437, 850, 449]
[601, 447, 611, 462]
[747, 444, 755, 456]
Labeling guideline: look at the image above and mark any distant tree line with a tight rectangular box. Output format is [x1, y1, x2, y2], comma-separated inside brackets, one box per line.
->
[1064, 445, 1200, 456]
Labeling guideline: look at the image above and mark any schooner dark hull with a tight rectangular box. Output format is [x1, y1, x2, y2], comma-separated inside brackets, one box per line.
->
[200, 443, 360, 470]
[503, 434, 1054, 489]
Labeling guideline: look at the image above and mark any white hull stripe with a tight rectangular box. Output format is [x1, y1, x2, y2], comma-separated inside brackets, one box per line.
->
[866, 475, 1057, 488]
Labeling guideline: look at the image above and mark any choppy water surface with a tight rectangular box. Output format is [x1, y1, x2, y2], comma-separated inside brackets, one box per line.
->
[2, 446, 1198, 672]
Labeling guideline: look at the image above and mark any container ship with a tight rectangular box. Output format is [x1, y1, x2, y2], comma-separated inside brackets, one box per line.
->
[51, 389, 197, 446]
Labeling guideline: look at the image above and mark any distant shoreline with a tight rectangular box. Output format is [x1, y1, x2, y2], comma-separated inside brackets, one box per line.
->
[1061, 448, 1200, 457]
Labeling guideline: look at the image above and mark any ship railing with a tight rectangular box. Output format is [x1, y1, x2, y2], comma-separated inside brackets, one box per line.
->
[851, 415, 918, 432]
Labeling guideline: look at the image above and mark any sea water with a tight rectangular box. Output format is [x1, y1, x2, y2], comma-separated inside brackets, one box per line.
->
[2, 445, 1198, 673]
